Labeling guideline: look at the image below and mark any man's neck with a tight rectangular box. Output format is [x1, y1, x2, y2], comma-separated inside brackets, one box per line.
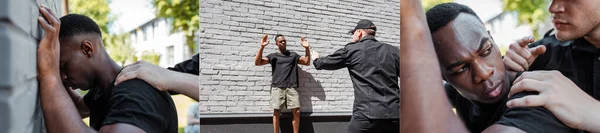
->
[96, 55, 122, 90]
[584, 27, 600, 48]
[278, 48, 287, 53]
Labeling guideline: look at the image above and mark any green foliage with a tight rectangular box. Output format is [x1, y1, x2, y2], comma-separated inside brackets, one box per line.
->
[503, 0, 549, 39]
[69, 0, 135, 66]
[105, 33, 136, 66]
[152, 0, 199, 55]
[68, 0, 115, 41]
[140, 51, 161, 65]
[423, 0, 453, 11]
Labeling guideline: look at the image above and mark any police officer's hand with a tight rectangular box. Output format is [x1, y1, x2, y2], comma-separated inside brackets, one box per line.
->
[261, 34, 270, 47]
[300, 37, 310, 48]
[311, 51, 319, 61]
[37, 5, 61, 79]
[507, 71, 600, 132]
[503, 36, 546, 71]
[115, 60, 173, 91]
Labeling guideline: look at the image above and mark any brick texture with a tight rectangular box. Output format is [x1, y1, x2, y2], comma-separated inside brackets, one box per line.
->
[200, 0, 400, 114]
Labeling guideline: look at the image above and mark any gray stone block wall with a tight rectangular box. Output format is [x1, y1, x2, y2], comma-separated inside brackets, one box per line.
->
[200, 0, 400, 114]
[0, 0, 61, 132]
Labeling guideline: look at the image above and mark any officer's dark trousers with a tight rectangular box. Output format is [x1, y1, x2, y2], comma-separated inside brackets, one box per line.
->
[347, 112, 399, 133]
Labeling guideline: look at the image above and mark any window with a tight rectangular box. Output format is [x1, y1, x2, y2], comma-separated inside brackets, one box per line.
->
[166, 45, 174, 65]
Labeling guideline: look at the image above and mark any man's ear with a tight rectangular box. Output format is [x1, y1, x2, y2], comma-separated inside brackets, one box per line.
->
[81, 40, 94, 58]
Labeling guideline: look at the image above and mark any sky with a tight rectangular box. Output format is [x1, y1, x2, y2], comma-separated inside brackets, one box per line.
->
[454, 0, 504, 22]
[108, 0, 156, 34]
[107, 0, 505, 34]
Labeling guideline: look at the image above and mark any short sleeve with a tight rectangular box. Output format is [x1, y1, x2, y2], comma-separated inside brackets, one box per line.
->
[266, 53, 275, 64]
[494, 92, 577, 133]
[102, 79, 177, 133]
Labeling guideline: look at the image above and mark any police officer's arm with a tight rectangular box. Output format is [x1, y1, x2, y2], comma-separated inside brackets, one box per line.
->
[255, 34, 270, 66]
[400, 0, 467, 132]
[312, 48, 349, 70]
[297, 37, 311, 66]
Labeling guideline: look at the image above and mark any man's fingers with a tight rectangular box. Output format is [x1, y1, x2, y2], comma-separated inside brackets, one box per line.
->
[506, 95, 546, 108]
[301, 37, 305, 42]
[509, 78, 546, 98]
[517, 36, 535, 47]
[503, 57, 525, 72]
[37, 17, 52, 31]
[114, 71, 138, 85]
[39, 7, 59, 26]
[529, 45, 547, 57]
[505, 49, 528, 69]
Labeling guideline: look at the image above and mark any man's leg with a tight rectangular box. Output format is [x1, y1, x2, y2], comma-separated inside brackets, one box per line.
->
[291, 108, 300, 133]
[270, 87, 285, 133]
[273, 109, 281, 133]
[286, 88, 301, 133]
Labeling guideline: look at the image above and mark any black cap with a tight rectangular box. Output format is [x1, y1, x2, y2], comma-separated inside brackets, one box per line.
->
[348, 19, 377, 34]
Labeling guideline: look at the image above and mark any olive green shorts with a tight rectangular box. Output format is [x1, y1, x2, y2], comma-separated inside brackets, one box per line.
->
[270, 87, 300, 110]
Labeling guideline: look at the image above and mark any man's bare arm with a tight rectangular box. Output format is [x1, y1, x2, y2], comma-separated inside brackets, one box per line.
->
[66, 88, 90, 118]
[399, 0, 467, 132]
[255, 34, 270, 66]
[298, 37, 311, 66]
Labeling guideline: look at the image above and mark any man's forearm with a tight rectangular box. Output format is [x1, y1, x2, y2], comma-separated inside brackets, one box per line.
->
[39, 76, 94, 133]
[66, 87, 90, 118]
[400, 0, 466, 132]
[254, 46, 265, 65]
[304, 47, 311, 65]
[171, 72, 199, 101]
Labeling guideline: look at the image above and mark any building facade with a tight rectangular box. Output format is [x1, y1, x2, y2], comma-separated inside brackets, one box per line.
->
[128, 18, 195, 68]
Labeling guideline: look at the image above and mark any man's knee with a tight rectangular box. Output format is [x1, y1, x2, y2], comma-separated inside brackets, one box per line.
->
[273, 109, 281, 116]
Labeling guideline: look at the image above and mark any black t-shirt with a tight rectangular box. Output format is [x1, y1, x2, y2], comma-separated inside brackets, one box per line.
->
[83, 79, 178, 133]
[266, 51, 300, 88]
[444, 83, 507, 133]
[445, 82, 575, 133]
[495, 92, 577, 133]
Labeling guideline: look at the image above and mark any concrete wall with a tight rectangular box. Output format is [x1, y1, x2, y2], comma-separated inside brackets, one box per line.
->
[199, 0, 400, 116]
[0, 0, 61, 132]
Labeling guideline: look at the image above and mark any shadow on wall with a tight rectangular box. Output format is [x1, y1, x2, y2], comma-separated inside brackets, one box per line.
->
[279, 68, 327, 133]
[297, 68, 326, 113]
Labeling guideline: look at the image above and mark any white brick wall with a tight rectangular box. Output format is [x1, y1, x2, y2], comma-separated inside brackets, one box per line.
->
[200, 0, 400, 114]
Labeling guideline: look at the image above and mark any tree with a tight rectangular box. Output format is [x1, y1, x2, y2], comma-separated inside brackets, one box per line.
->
[152, 0, 199, 56]
[69, 0, 135, 66]
[423, 0, 453, 11]
[503, 0, 549, 39]
[140, 51, 161, 65]
[68, 0, 114, 41]
[105, 33, 136, 66]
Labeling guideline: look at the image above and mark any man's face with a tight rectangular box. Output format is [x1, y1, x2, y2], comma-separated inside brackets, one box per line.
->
[432, 13, 509, 104]
[550, 0, 600, 41]
[59, 35, 99, 90]
[352, 30, 361, 42]
[275, 36, 287, 50]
